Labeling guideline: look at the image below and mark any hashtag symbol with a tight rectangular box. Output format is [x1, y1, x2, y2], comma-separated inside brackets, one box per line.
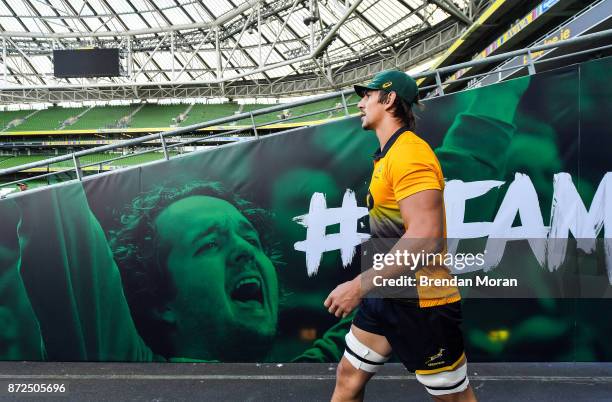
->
[293, 189, 370, 277]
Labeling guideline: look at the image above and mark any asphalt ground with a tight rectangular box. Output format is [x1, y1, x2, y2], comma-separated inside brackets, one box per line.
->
[0, 362, 610, 401]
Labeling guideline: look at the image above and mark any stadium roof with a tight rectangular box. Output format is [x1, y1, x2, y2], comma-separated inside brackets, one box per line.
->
[0, 0, 492, 103]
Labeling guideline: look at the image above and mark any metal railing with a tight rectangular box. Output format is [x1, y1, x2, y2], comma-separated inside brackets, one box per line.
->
[1, 27, 612, 191]
[467, 0, 612, 89]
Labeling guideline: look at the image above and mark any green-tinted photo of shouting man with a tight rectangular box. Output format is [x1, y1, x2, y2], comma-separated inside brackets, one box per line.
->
[11, 180, 281, 362]
[109, 181, 280, 361]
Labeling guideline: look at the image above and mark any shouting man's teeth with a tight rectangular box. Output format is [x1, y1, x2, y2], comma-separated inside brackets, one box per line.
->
[237, 278, 259, 287]
[231, 277, 264, 305]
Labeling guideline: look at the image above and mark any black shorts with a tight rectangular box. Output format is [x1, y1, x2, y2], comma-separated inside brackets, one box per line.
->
[353, 298, 465, 373]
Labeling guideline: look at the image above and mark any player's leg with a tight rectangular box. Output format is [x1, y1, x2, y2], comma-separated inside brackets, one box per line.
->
[412, 302, 476, 401]
[331, 324, 392, 402]
[381, 299, 476, 401]
[416, 356, 477, 402]
[432, 385, 476, 402]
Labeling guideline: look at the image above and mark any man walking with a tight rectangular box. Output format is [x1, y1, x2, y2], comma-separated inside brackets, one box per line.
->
[324, 70, 477, 401]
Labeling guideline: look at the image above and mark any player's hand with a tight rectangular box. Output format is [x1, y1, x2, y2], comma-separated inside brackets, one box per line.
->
[324, 278, 361, 318]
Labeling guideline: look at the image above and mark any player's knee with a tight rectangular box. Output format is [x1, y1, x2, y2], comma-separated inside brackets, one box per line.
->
[416, 362, 469, 397]
[335, 359, 366, 397]
[335, 358, 357, 385]
[342, 329, 389, 373]
[336, 357, 352, 377]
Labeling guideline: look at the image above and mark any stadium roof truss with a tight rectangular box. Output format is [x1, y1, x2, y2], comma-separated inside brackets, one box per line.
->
[0, 0, 492, 103]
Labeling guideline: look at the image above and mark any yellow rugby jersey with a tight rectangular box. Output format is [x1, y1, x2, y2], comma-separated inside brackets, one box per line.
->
[366, 127, 460, 307]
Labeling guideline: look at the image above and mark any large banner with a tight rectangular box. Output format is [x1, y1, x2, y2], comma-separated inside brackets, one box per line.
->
[0, 56, 610, 362]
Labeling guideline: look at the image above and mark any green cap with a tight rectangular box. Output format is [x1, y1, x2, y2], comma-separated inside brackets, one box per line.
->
[354, 70, 418, 104]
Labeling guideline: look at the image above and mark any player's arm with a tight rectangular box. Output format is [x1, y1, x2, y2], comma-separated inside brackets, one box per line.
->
[324, 189, 444, 318]
[399, 188, 444, 239]
[359, 189, 444, 289]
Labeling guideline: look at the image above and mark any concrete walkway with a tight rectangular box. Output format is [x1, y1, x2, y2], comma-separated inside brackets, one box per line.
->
[0, 362, 610, 401]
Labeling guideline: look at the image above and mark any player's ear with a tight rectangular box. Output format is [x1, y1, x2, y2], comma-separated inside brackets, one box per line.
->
[384, 91, 397, 109]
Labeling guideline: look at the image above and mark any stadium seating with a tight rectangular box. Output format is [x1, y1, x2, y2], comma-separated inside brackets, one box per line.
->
[0, 98, 358, 133]
[179, 104, 240, 126]
[21, 179, 48, 188]
[0, 155, 45, 169]
[107, 151, 178, 166]
[240, 104, 273, 124]
[0, 155, 16, 168]
[288, 95, 358, 123]
[239, 95, 359, 125]
[0, 151, 179, 170]
[0, 110, 34, 131]
[0, 154, 102, 169]
[69, 106, 138, 130]
[9, 107, 88, 131]
[128, 104, 190, 128]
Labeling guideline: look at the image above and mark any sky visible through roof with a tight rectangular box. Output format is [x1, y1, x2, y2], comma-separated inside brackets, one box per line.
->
[0, 0, 468, 88]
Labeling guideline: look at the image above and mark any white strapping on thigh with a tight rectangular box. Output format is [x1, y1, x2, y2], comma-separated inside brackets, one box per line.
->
[343, 330, 390, 373]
